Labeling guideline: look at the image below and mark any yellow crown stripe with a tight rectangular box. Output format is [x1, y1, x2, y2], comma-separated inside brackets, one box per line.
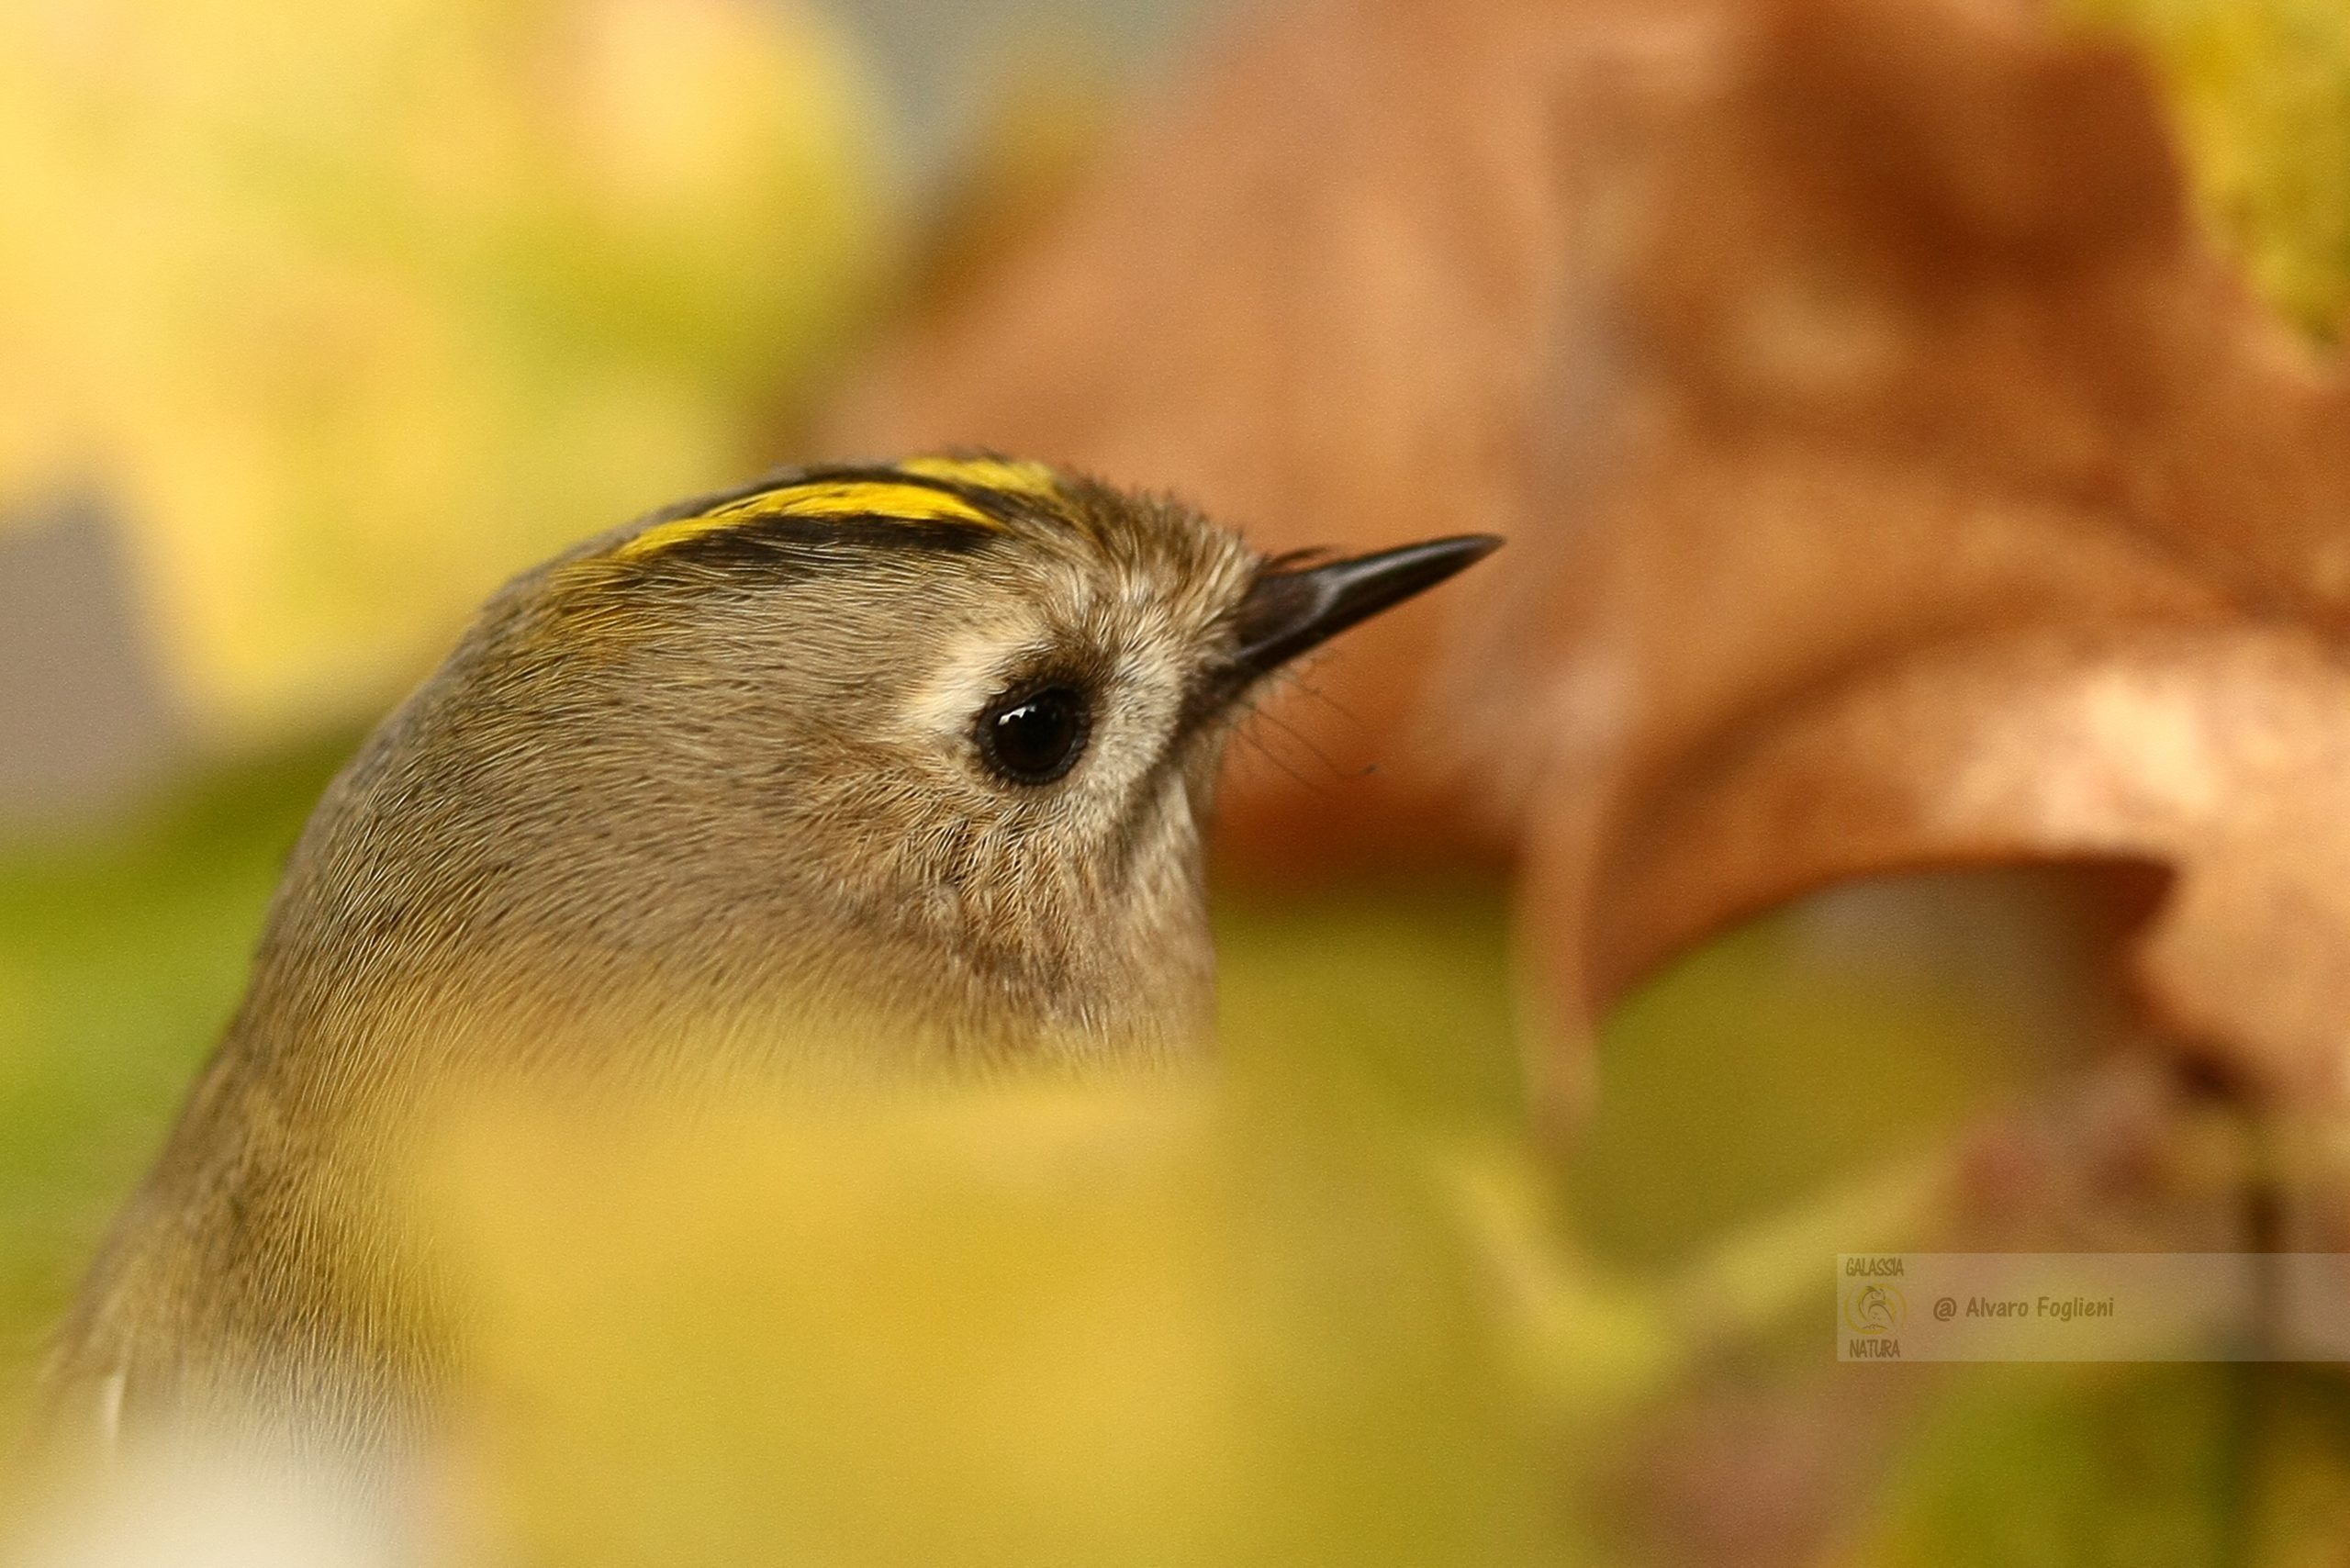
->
[897, 454, 1062, 500]
[615, 478, 1004, 562]
[707, 479, 1004, 529]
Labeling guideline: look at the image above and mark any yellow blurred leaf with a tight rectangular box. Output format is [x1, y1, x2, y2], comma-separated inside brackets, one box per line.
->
[422, 1072, 1578, 1568]
[0, 0, 891, 738]
[2073, 0, 2350, 340]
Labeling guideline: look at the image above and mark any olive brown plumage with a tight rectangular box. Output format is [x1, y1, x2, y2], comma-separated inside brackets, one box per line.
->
[45, 455, 1498, 1458]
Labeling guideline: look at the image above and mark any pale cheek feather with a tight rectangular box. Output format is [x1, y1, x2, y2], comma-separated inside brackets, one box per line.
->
[898, 631, 1045, 747]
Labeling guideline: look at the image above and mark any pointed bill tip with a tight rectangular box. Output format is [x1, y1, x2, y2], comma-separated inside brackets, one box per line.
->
[1227, 533, 1504, 679]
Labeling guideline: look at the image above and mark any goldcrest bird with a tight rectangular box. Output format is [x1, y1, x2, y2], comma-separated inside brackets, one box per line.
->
[43, 454, 1496, 1460]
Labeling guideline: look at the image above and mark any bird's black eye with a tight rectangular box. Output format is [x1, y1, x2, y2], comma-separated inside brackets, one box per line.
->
[976, 684, 1092, 786]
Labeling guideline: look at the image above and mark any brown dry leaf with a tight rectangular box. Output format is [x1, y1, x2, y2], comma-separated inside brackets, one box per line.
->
[823, 0, 2350, 1103]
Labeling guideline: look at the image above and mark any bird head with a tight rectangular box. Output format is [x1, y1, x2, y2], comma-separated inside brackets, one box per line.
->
[260, 456, 1498, 1079]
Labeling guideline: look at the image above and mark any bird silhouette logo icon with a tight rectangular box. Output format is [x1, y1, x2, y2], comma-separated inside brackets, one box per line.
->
[1844, 1282, 1906, 1335]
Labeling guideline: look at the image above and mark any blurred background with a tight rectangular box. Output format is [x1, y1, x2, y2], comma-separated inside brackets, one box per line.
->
[6, 0, 2350, 1562]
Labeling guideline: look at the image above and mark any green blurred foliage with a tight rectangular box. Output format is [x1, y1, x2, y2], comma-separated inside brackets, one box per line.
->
[2074, 0, 2350, 340]
[1848, 1362, 2282, 1567]
[1574, 911, 2042, 1270]
[0, 741, 345, 1430]
[431, 1080, 1581, 1568]
[1213, 882, 1526, 1132]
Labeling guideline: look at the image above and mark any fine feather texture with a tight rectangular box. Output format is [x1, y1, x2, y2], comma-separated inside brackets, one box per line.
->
[37, 455, 1494, 1469]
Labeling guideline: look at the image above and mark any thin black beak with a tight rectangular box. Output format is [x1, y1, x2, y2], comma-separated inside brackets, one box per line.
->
[1226, 534, 1503, 680]
[1181, 534, 1502, 731]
